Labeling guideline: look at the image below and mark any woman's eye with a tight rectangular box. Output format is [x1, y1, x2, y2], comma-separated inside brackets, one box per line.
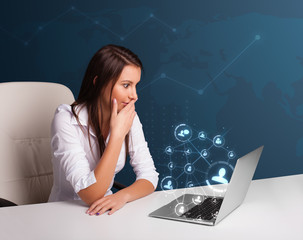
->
[123, 84, 129, 88]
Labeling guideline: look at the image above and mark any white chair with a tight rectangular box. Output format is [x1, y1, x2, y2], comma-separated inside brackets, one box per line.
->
[0, 82, 75, 206]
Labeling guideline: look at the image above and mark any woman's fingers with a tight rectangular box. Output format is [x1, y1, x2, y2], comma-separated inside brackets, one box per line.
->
[86, 193, 127, 216]
[131, 111, 136, 121]
[119, 99, 136, 113]
[110, 99, 137, 138]
[88, 201, 110, 215]
[111, 98, 118, 118]
[97, 202, 112, 215]
[87, 198, 108, 214]
[108, 207, 118, 215]
[88, 200, 115, 216]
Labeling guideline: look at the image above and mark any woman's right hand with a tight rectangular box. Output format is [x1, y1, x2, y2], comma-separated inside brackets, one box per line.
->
[110, 98, 136, 139]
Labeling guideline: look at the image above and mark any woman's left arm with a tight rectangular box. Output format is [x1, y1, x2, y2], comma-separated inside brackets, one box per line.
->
[87, 115, 158, 216]
[86, 179, 154, 215]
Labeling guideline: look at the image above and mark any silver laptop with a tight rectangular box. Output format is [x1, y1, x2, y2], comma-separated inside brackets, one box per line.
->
[149, 146, 264, 226]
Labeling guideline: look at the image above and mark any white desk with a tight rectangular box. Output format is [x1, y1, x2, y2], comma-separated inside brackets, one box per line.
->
[0, 174, 302, 240]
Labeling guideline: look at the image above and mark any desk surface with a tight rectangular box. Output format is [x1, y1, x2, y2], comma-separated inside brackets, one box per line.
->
[0, 174, 302, 240]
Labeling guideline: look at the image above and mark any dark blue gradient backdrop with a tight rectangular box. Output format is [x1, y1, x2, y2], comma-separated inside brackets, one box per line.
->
[1, 0, 302, 190]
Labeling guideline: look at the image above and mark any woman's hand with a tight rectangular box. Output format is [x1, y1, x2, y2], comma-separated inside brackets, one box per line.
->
[110, 98, 136, 139]
[86, 191, 129, 216]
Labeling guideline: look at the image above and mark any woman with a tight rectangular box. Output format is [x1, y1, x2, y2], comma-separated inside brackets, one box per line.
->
[48, 45, 159, 216]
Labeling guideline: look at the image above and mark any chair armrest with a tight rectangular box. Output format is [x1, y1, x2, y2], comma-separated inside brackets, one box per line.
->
[113, 181, 127, 190]
[0, 198, 17, 207]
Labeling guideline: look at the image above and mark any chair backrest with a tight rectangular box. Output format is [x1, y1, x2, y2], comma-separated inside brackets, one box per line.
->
[0, 82, 75, 205]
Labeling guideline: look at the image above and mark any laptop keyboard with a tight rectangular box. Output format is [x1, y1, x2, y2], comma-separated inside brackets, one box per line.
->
[181, 197, 223, 221]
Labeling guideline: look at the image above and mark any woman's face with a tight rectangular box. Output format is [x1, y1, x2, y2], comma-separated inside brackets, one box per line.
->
[102, 65, 141, 113]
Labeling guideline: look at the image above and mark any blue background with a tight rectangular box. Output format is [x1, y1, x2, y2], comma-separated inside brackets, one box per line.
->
[1, 0, 302, 190]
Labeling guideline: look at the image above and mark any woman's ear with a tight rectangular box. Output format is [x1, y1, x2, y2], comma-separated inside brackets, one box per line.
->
[93, 76, 98, 85]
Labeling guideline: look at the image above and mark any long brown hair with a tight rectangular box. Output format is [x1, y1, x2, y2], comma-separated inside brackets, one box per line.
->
[71, 44, 143, 158]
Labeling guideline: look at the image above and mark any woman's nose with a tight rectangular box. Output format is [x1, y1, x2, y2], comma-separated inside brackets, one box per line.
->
[130, 88, 138, 100]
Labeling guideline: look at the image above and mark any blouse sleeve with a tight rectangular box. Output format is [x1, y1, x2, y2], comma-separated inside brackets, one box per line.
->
[128, 114, 159, 189]
[51, 105, 97, 193]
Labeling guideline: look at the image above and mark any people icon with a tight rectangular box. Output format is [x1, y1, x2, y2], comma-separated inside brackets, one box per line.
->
[212, 210, 219, 219]
[165, 146, 173, 155]
[184, 163, 194, 174]
[185, 148, 191, 155]
[228, 151, 235, 159]
[201, 149, 209, 157]
[164, 180, 173, 190]
[193, 196, 202, 204]
[179, 206, 185, 214]
[200, 133, 205, 138]
[168, 162, 174, 170]
[215, 138, 222, 145]
[178, 129, 189, 137]
[211, 168, 228, 184]
[198, 131, 207, 140]
[175, 203, 187, 216]
[175, 124, 192, 142]
[213, 135, 225, 147]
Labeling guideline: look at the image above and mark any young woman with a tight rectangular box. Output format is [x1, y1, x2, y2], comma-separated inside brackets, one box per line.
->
[48, 45, 159, 216]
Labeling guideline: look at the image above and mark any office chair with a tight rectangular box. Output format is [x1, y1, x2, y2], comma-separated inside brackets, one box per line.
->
[0, 82, 75, 206]
[0, 82, 125, 207]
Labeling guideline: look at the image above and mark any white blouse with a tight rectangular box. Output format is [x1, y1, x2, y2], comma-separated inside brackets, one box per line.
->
[48, 104, 159, 202]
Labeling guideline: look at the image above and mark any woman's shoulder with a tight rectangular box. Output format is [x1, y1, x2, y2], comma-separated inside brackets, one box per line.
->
[52, 104, 88, 130]
[53, 104, 73, 121]
[51, 104, 73, 130]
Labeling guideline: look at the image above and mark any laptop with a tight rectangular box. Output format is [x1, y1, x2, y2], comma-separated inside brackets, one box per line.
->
[149, 146, 264, 226]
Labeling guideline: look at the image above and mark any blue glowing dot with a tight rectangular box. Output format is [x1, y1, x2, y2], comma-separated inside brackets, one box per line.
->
[120, 37, 125, 41]
[161, 73, 166, 78]
[198, 89, 204, 95]
[71, 6, 75, 10]
[38, 26, 43, 31]
[255, 35, 261, 40]
[95, 21, 99, 25]
[150, 13, 154, 18]
[172, 28, 176, 32]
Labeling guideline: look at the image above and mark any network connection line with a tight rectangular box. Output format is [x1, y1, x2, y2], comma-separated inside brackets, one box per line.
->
[122, 15, 153, 40]
[26, 8, 74, 45]
[188, 141, 211, 166]
[72, 7, 122, 39]
[138, 73, 199, 93]
[0, 6, 177, 46]
[160, 123, 236, 194]
[0, 26, 24, 44]
[138, 35, 260, 96]
[151, 14, 177, 32]
[203, 35, 261, 91]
